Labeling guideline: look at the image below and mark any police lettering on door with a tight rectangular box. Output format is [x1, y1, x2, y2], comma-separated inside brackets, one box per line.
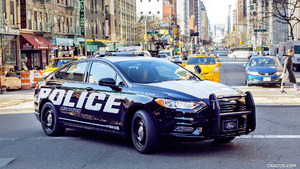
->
[38, 88, 122, 114]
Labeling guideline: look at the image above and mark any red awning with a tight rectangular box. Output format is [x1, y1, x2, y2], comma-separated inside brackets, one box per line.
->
[20, 35, 53, 50]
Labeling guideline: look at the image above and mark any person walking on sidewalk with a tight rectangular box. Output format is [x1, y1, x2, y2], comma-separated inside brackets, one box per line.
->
[280, 49, 300, 94]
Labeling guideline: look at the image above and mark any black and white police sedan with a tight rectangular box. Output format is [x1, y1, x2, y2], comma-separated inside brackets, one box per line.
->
[34, 56, 256, 153]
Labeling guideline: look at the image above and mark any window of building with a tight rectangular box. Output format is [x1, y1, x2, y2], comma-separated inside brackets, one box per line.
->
[39, 12, 42, 31]
[45, 13, 48, 31]
[140, 0, 142, 2]
[149, 0, 151, 2]
[58, 16, 61, 32]
[96, 21, 98, 34]
[62, 16, 65, 33]
[10, 1, 14, 25]
[91, 20, 94, 35]
[95, 0, 97, 14]
[91, 0, 94, 13]
[28, 10, 32, 29]
[149, 11, 151, 14]
[105, 5, 109, 13]
[157, 11, 160, 14]
[141, 11, 143, 14]
[34, 11, 37, 30]
[66, 18, 69, 33]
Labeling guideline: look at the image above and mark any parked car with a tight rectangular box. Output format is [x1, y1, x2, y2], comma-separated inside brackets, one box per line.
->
[42, 56, 82, 77]
[244, 56, 282, 86]
[184, 55, 222, 83]
[169, 55, 183, 64]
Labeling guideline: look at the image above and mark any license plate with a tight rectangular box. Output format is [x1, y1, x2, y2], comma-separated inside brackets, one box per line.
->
[222, 119, 238, 132]
[263, 77, 271, 81]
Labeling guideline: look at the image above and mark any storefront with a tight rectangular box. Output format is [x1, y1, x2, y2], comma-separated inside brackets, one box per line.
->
[51, 37, 74, 58]
[0, 26, 20, 72]
[20, 35, 53, 70]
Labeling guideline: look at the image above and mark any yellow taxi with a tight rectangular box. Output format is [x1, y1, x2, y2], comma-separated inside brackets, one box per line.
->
[184, 54, 222, 82]
[42, 56, 80, 77]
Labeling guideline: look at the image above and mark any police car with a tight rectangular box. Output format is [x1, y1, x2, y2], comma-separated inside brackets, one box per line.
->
[34, 55, 256, 154]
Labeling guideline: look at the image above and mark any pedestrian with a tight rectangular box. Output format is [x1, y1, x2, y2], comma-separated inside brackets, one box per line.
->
[280, 49, 300, 94]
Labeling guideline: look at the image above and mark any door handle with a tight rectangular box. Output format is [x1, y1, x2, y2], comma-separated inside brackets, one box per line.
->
[55, 84, 62, 89]
[85, 87, 93, 91]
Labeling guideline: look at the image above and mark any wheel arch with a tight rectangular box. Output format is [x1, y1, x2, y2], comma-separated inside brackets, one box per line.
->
[39, 99, 53, 121]
[123, 104, 155, 138]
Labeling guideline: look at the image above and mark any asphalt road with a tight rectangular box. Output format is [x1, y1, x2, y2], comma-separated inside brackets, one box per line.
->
[0, 106, 299, 169]
[0, 56, 300, 169]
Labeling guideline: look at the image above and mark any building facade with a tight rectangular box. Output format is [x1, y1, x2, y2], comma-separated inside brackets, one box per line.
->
[0, 0, 20, 70]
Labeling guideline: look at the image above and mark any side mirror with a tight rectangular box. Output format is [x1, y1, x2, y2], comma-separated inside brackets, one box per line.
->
[181, 63, 186, 67]
[243, 64, 248, 67]
[98, 78, 121, 91]
[218, 62, 223, 66]
[194, 65, 202, 74]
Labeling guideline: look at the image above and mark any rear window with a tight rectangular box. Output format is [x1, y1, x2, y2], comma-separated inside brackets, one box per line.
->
[187, 57, 216, 65]
[49, 59, 77, 68]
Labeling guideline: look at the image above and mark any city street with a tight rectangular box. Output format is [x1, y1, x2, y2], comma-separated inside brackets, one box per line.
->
[0, 57, 299, 169]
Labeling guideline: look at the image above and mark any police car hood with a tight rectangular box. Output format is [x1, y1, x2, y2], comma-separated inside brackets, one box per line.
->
[135, 80, 243, 100]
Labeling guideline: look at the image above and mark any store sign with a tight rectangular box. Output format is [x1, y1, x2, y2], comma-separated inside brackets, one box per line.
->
[23, 43, 33, 50]
[5, 26, 20, 35]
[80, 0, 85, 36]
[20, 0, 27, 28]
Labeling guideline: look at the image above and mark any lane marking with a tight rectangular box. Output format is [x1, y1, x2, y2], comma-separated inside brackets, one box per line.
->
[0, 158, 15, 168]
[237, 135, 300, 139]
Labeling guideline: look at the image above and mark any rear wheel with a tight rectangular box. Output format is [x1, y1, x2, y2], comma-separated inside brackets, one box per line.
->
[131, 110, 160, 154]
[41, 102, 65, 136]
[214, 137, 235, 143]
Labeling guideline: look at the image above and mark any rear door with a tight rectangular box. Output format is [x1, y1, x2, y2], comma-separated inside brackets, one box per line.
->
[51, 61, 89, 122]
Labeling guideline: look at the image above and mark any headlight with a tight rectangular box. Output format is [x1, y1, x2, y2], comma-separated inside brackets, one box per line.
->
[155, 99, 207, 110]
[276, 71, 282, 76]
[248, 71, 259, 76]
[211, 68, 219, 73]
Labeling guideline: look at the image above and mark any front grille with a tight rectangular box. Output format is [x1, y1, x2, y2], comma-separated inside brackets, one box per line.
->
[218, 96, 247, 113]
[258, 72, 275, 76]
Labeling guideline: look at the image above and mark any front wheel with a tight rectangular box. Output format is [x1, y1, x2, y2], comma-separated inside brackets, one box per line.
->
[214, 137, 235, 143]
[131, 110, 160, 154]
[41, 102, 65, 136]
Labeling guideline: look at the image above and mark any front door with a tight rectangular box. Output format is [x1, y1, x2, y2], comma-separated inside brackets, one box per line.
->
[80, 61, 125, 132]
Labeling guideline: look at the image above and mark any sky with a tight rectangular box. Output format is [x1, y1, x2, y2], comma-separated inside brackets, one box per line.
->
[201, 0, 236, 25]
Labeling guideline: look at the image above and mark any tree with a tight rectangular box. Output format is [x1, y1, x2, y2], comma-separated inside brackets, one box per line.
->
[266, 0, 300, 40]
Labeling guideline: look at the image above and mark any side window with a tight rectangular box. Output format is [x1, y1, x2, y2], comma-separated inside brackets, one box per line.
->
[89, 62, 123, 85]
[55, 66, 69, 79]
[63, 62, 88, 81]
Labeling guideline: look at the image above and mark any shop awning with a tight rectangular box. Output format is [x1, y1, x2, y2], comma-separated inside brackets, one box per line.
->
[20, 35, 53, 50]
[80, 41, 106, 47]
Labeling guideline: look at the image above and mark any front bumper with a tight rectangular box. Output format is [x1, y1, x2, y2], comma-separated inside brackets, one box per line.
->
[158, 92, 256, 139]
[247, 74, 281, 84]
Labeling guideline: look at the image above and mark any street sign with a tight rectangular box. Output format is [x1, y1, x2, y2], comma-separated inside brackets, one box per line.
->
[147, 31, 158, 34]
[254, 29, 267, 32]
[159, 23, 170, 27]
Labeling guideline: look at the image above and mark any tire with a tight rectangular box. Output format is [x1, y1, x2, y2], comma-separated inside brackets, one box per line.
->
[214, 137, 235, 143]
[131, 110, 160, 154]
[41, 102, 65, 136]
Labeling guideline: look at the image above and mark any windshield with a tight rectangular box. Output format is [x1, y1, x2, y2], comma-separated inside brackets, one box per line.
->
[187, 57, 216, 65]
[249, 58, 279, 67]
[49, 59, 77, 68]
[114, 60, 198, 83]
[159, 52, 171, 56]
[158, 54, 167, 58]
